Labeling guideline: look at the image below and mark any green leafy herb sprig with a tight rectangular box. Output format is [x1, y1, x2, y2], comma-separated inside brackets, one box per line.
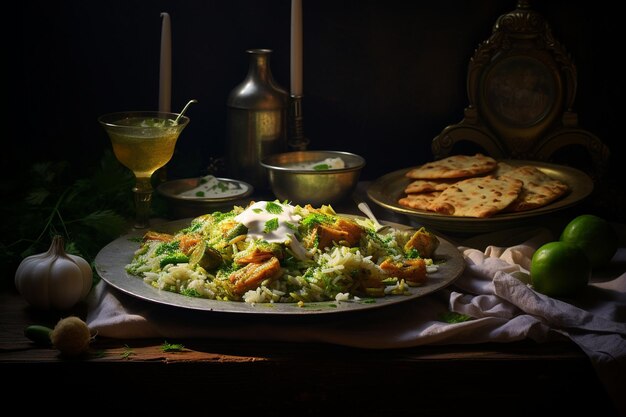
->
[439, 311, 473, 324]
[263, 218, 279, 233]
[161, 341, 185, 352]
[0, 150, 137, 285]
[121, 344, 136, 359]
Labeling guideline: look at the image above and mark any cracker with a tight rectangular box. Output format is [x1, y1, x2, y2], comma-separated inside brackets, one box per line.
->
[405, 154, 497, 179]
[426, 176, 523, 218]
[500, 166, 569, 212]
[398, 192, 442, 211]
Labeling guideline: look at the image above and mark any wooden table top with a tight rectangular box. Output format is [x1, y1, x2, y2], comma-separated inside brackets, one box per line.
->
[1, 289, 618, 416]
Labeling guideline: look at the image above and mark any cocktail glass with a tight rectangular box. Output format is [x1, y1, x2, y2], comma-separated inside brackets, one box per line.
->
[98, 111, 190, 229]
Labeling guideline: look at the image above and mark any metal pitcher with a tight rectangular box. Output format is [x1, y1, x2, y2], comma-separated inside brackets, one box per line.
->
[227, 49, 288, 190]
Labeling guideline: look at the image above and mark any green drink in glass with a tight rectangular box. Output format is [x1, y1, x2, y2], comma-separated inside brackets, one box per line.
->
[98, 111, 190, 229]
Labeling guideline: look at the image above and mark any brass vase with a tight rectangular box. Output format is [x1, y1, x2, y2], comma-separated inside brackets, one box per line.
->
[227, 49, 288, 190]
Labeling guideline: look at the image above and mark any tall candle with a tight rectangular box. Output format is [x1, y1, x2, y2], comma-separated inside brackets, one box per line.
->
[159, 12, 172, 112]
[290, 0, 303, 96]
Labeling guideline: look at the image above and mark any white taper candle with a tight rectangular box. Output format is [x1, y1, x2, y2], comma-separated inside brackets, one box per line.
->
[159, 12, 172, 112]
[290, 0, 303, 96]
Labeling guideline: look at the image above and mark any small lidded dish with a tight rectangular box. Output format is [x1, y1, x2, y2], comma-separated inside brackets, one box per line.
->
[157, 175, 253, 218]
[260, 150, 365, 206]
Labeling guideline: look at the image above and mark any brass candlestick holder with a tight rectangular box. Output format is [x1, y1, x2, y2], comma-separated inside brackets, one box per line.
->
[288, 95, 310, 151]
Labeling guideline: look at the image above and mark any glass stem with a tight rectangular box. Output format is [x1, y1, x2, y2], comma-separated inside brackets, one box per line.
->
[133, 177, 153, 229]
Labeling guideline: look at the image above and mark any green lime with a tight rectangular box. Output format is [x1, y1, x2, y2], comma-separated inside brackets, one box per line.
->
[530, 241, 590, 297]
[559, 214, 618, 268]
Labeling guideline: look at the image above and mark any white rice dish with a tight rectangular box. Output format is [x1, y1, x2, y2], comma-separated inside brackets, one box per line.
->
[126, 201, 440, 304]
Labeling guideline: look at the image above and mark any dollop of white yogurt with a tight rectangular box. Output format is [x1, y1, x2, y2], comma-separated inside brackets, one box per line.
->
[234, 201, 302, 243]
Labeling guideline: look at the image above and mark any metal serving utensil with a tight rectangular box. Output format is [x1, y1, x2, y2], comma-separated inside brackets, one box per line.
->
[357, 202, 391, 234]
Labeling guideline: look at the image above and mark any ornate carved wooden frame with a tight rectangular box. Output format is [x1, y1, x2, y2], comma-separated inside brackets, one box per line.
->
[432, 1, 609, 178]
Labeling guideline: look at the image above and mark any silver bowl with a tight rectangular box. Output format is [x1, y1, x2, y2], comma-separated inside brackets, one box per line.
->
[156, 177, 254, 218]
[260, 150, 365, 206]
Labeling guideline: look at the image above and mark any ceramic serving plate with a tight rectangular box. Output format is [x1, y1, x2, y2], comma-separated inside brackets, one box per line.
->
[367, 160, 593, 234]
[94, 216, 464, 315]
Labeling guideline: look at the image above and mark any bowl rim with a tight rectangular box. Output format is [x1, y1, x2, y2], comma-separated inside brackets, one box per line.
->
[260, 150, 366, 173]
[156, 177, 254, 203]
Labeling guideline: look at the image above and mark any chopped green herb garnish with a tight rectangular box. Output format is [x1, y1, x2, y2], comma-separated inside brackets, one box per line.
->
[284, 221, 299, 232]
[121, 344, 135, 359]
[180, 288, 201, 297]
[155, 240, 180, 256]
[301, 302, 337, 308]
[263, 218, 279, 233]
[300, 213, 333, 231]
[266, 201, 283, 214]
[180, 221, 204, 234]
[161, 341, 185, 352]
[405, 248, 420, 259]
[199, 178, 208, 184]
[439, 311, 472, 324]
[128, 237, 143, 243]
[217, 182, 229, 192]
[195, 191, 205, 197]
[211, 210, 236, 223]
[313, 163, 330, 170]
[252, 208, 263, 214]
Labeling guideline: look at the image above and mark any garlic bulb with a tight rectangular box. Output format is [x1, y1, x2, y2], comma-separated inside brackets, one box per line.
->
[14, 236, 93, 310]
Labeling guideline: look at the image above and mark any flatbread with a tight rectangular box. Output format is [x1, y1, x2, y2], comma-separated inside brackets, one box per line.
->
[500, 166, 569, 212]
[398, 192, 442, 211]
[426, 176, 523, 218]
[493, 161, 516, 176]
[405, 154, 497, 179]
[404, 178, 460, 194]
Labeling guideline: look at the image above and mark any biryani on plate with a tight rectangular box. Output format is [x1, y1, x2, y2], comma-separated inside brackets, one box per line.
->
[126, 200, 440, 304]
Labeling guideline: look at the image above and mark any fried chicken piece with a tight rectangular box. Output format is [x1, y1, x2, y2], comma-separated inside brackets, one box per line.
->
[307, 217, 363, 249]
[380, 258, 427, 284]
[228, 257, 282, 295]
[142, 231, 174, 242]
[404, 227, 439, 258]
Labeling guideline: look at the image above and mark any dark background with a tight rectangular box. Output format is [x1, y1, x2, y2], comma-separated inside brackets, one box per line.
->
[11, 0, 624, 219]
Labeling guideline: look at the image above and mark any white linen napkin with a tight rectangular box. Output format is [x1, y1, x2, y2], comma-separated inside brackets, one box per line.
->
[86, 227, 626, 413]
[451, 229, 626, 416]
